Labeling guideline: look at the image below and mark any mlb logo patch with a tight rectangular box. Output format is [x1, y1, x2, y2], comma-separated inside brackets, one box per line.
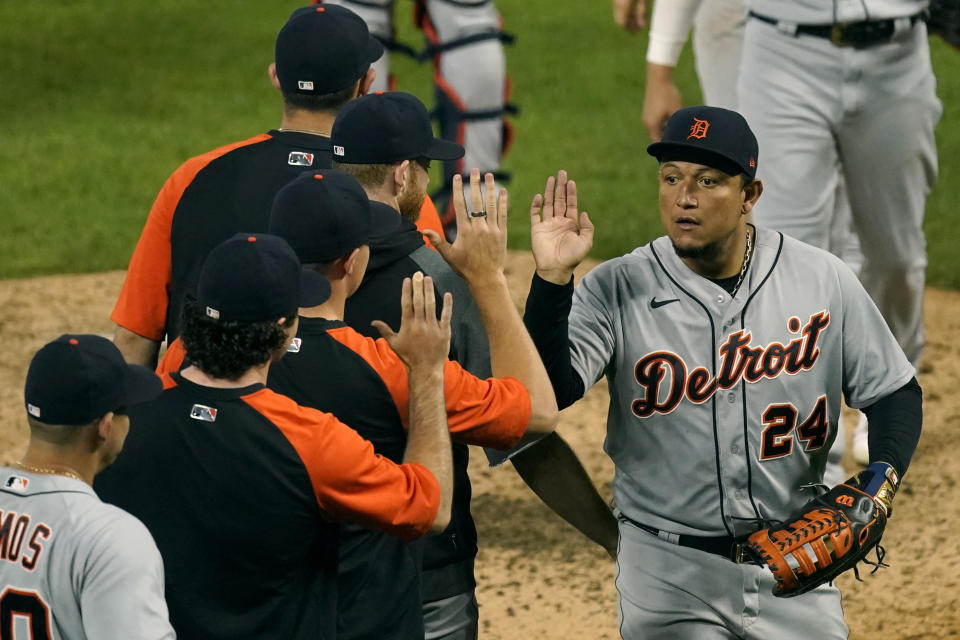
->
[205, 306, 220, 320]
[298, 80, 314, 91]
[4, 475, 29, 492]
[333, 145, 345, 157]
[287, 337, 302, 353]
[288, 151, 315, 167]
[189, 404, 218, 422]
[27, 403, 41, 418]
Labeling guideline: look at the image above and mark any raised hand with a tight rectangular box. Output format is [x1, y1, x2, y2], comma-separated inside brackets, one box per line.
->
[372, 272, 452, 371]
[530, 170, 594, 284]
[424, 169, 508, 287]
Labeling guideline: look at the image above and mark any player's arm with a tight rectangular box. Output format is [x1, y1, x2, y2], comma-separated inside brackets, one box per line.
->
[643, 0, 701, 141]
[861, 377, 922, 479]
[80, 515, 175, 639]
[511, 432, 618, 557]
[113, 326, 161, 368]
[373, 272, 454, 534]
[111, 164, 183, 367]
[425, 169, 559, 443]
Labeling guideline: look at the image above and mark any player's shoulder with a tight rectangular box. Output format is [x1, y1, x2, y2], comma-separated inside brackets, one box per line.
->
[579, 240, 661, 286]
[242, 386, 341, 430]
[755, 226, 854, 277]
[167, 132, 274, 180]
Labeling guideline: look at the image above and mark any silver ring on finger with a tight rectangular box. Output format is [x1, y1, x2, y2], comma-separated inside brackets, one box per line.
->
[468, 210, 487, 218]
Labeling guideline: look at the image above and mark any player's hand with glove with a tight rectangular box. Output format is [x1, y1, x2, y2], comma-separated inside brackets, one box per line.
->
[742, 462, 900, 597]
[530, 170, 595, 285]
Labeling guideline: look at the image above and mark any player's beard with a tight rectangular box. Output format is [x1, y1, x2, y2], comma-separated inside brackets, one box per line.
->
[671, 239, 724, 262]
[397, 188, 425, 223]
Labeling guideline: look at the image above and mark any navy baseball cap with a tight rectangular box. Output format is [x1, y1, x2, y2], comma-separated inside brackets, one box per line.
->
[24, 334, 162, 425]
[647, 106, 759, 180]
[269, 169, 373, 263]
[196, 233, 331, 322]
[331, 91, 465, 164]
[275, 5, 384, 96]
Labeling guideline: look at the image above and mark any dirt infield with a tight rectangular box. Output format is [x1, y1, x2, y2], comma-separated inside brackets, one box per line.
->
[1, 252, 958, 638]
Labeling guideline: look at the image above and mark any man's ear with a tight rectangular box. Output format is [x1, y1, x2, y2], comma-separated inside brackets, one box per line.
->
[741, 179, 764, 216]
[393, 160, 411, 194]
[96, 412, 115, 444]
[268, 62, 282, 92]
[358, 68, 377, 96]
[342, 248, 362, 275]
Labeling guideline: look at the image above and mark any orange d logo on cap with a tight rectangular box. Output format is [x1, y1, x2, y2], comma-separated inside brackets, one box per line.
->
[687, 117, 710, 140]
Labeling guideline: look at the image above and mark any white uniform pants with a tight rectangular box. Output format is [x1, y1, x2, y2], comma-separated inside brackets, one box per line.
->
[738, 17, 941, 366]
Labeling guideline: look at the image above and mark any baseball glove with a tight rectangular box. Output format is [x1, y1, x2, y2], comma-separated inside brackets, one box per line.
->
[928, 0, 960, 49]
[741, 462, 900, 598]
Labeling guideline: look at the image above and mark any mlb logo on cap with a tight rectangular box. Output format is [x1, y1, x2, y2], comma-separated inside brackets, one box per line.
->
[298, 80, 314, 91]
[205, 306, 221, 320]
[333, 145, 345, 156]
[27, 403, 41, 418]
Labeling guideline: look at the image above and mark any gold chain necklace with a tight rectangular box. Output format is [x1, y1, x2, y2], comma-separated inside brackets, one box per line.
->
[15, 461, 84, 483]
[731, 226, 754, 298]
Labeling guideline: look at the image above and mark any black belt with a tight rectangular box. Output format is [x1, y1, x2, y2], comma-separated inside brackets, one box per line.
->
[749, 11, 922, 48]
[621, 515, 754, 564]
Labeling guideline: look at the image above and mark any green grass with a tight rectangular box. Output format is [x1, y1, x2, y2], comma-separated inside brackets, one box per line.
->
[2, 1, 959, 286]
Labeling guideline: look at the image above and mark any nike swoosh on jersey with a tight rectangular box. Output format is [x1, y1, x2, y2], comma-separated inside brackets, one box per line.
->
[650, 297, 680, 309]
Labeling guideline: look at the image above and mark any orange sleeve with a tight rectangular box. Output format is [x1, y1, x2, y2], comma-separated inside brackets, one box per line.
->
[327, 326, 531, 449]
[155, 337, 187, 378]
[243, 388, 441, 541]
[415, 195, 444, 251]
[110, 134, 272, 340]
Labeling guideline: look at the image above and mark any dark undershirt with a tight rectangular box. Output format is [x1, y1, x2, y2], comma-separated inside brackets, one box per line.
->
[522, 272, 921, 479]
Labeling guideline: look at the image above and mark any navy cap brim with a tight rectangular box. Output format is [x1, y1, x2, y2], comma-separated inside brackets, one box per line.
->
[122, 364, 163, 408]
[423, 137, 465, 161]
[647, 141, 752, 179]
[300, 267, 332, 308]
[366, 36, 385, 66]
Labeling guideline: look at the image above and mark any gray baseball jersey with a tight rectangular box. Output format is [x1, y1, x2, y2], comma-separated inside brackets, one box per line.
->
[0, 467, 174, 640]
[567, 227, 913, 537]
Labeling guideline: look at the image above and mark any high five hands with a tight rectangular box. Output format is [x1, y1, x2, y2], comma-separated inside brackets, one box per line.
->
[424, 168, 509, 287]
[530, 170, 594, 285]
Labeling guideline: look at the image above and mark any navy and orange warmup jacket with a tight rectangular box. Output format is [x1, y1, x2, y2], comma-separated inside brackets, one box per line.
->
[343, 201, 500, 603]
[95, 372, 440, 640]
[268, 317, 530, 640]
[112, 131, 445, 344]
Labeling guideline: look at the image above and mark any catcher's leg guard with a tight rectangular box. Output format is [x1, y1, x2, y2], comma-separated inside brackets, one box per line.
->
[417, 0, 516, 233]
[316, 0, 400, 92]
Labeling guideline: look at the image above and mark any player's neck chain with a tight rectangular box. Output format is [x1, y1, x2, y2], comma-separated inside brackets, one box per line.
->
[15, 461, 84, 483]
[277, 127, 331, 137]
[731, 225, 754, 298]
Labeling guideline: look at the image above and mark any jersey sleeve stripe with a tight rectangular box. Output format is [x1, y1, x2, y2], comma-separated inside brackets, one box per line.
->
[241, 387, 441, 541]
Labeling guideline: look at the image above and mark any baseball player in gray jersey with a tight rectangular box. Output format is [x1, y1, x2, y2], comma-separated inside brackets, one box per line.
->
[736, 0, 941, 462]
[522, 106, 922, 638]
[0, 334, 172, 640]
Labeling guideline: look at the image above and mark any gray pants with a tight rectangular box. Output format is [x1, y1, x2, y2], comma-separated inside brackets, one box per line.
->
[423, 592, 479, 640]
[616, 519, 847, 639]
[738, 16, 941, 366]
